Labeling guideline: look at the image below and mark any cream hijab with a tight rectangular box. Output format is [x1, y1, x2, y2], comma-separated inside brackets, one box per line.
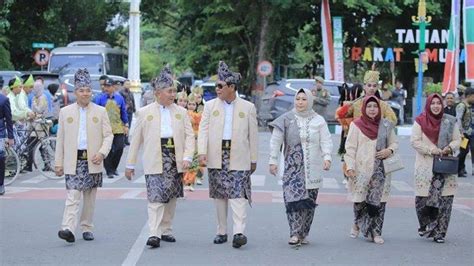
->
[292, 88, 316, 118]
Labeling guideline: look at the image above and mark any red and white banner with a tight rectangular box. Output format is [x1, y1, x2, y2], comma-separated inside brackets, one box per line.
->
[321, 0, 335, 80]
[442, 0, 461, 94]
[464, 0, 474, 82]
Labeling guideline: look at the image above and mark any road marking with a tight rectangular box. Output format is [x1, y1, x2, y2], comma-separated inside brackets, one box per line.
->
[251, 174, 266, 187]
[391, 181, 414, 192]
[103, 175, 125, 184]
[133, 176, 146, 184]
[122, 223, 148, 266]
[277, 180, 283, 186]
[323, 178, 340, 189]
[57, 179, 65, 184]
[21, 175, 47, 184]
[120, 189, 144, 199]
[453, 204, 474, 218]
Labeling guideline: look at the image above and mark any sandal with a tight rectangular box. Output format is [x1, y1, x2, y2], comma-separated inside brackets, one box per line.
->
[350, 225, 360, 238]
[288, 236, 299, 245]
[373, 236, 384, 244]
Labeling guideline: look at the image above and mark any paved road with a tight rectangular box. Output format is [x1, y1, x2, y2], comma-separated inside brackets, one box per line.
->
[1, 132, 473, 265]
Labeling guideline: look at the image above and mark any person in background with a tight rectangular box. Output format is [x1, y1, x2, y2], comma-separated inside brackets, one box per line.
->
[391, 80, 407, 125]
[99, 75, 108, 94]
[8, 77, 35, 171]
[176, 91, 188, 108]
[193, 86, 204, 113]
[119, 80, 136, 145]
[142, 78, 156, 107]
[0, 89, 14, 195]
[344, 71, 397, 126]
[311, 76, 331, 118]
[22, 75, 34, 107]
[28, 76, 53, 116]
[456, 88, 474, 177]
[379, 83, 392, 101]
[95, 78, 128, 179]
[183, 93, 202, 191]
[443, 92, 457, 117]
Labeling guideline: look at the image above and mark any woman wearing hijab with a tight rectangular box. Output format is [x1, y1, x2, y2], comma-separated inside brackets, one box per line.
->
[410, 94, 461, 243]
[31, 80, 48, 116]
[268, 88, 333, 246]
[344, 96, 398, 244]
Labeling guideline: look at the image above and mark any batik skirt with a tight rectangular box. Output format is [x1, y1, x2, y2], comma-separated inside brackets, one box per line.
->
[65, 160, 102, 191]
[145, 147, 183, 203]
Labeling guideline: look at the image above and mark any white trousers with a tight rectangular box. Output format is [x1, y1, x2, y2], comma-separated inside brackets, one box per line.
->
[148, 198, 177, 237]
[61, 188, 97, 234]
[215, 198, 247, 235]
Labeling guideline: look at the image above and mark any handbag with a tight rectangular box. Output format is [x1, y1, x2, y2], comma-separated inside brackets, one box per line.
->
[432, 156, 459, 175]
[383, 153, 404, 174]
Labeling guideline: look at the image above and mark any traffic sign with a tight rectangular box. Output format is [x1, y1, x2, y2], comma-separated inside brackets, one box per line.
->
[34, 50, 50, 66]
[257, 60, 273, 77]
[32, 42, 54, 49]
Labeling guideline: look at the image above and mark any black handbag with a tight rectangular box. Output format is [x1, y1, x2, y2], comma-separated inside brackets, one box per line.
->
[432, 156, 459, 175]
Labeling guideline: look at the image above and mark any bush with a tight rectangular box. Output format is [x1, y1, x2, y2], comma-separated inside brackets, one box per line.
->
[424, 82, 442, 96]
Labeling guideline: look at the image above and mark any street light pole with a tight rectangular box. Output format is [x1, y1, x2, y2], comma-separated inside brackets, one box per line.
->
[412, 0, 431, 115]
[128, 0, 141, 134]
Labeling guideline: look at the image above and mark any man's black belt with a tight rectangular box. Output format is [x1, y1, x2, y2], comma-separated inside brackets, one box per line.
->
[222, 140, 231, 150]
[77, 150, 88, 160]
[161, 138, 175, 149]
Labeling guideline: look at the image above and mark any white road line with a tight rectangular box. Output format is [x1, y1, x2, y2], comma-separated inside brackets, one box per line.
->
[323, 178, 340, 189]
[251, 174, 266, 187]
[391, 181, 414, 192]
[21, 175, 47, 184]
[453, 204, 474, 218]
[103, 175, 125, 184]
[120, 189, 144, 199]
[57, 179, 65, 184]
[133, 176, 146, 184]
[122, 223, 148, 266]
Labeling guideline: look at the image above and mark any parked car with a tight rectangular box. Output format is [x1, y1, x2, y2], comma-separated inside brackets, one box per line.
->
[198, 80, 248, 102]
[0, 71, 23, 87]
[261, 79, 402, 125]
[21, 71, 60, 91]
[261, 79, 347, 124]
[57, 73, 126, 107]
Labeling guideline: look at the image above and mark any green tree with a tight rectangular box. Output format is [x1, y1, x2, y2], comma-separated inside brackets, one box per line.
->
[5, 0, 125, 70]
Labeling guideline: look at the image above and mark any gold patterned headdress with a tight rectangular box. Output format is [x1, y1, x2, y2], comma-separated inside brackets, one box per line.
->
[363, 70, 380, 84]
[176, 91, 188, 100]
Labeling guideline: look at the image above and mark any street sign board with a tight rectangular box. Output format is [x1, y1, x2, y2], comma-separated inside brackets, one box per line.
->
[257, 60, 273, 77]
[34, 50, 50, 66]
[32, 43, 55, 49]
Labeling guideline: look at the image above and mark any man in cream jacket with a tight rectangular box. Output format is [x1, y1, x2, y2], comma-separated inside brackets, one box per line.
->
[125, 66, 195, 248]
[55, 68, 113, 243]
[198, 61, 258, 248]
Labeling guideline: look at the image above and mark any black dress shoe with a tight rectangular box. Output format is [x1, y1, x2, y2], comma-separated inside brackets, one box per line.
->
[83, 232, 94, 241]
[113, 170, 119, 176]
[434, 237, 445, 243]
[161, 235, 176, 242]
[108, 174, 114, 179]
[58, 229, 75, 243]
[232, 233, 247, 248]
[146, 236, 160, 248]
[458, 172, 467, 177]
[213, 234, 228, 244]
